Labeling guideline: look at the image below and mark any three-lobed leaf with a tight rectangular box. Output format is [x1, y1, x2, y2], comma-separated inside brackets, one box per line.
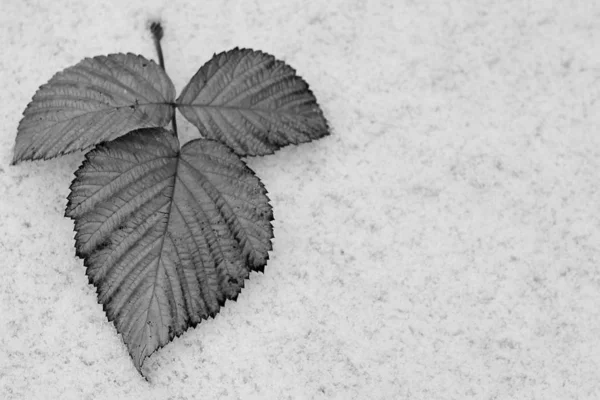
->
[65, 128, 273, 372]
[12, 53, 175, 163]
[14, 44, 330, 375]
[176, 48, 329, 156]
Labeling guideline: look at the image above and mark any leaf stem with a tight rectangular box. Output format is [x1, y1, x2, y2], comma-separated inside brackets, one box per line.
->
[150, 22, 178, 136]
[170, 109, 178, 136]
[150, 22, 165, 69]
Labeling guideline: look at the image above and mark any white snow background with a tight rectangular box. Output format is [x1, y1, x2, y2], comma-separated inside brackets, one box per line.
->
[1, 0, 600, 399]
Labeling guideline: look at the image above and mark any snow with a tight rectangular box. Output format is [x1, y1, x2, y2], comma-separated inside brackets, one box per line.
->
[1, 0, 600, 399]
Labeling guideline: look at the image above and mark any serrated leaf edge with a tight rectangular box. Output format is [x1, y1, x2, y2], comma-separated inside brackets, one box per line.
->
[64, 132, 274, 375]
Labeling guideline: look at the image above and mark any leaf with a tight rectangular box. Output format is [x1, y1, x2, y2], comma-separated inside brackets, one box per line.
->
[65, 128, 273, 373]
[12, 53, 176, 163]
[176, 48, 329, 156]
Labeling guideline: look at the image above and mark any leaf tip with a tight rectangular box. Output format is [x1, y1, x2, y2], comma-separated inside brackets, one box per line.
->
[11, 143, 27, 165]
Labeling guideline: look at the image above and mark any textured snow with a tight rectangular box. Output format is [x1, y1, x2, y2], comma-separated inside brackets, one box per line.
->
[1, 0, 600, 399]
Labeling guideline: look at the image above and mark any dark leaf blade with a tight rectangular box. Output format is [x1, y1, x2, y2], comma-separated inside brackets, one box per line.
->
[176, 48, 330, 156]
[66, 128, 273, 373]
[13, 53, 176, 163]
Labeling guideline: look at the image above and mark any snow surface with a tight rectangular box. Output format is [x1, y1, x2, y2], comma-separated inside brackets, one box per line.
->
[1, 0, 600, 399]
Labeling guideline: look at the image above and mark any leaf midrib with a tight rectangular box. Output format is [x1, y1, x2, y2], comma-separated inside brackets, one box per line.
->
[128, 150, 179, 362]
[176, 103, 313, 117]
